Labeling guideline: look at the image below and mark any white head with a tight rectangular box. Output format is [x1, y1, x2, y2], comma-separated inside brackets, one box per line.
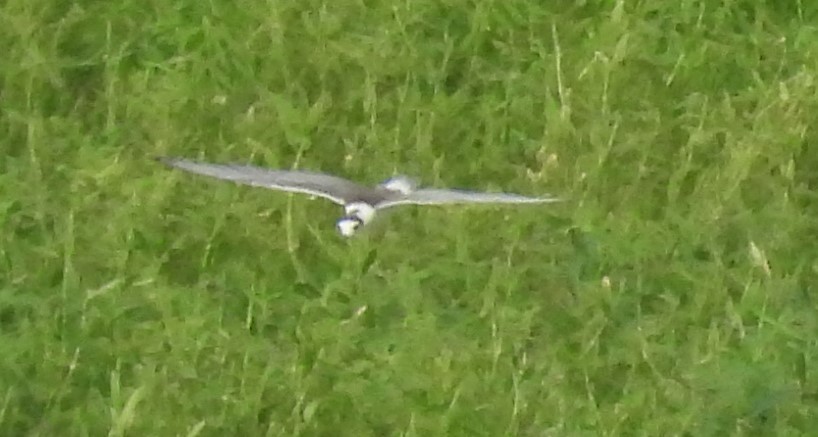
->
[336, 216, 363, 237]
[336, 202, 377, 237]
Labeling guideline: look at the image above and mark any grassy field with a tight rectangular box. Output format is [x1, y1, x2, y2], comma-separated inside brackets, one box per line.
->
[2, 0, 817, 435]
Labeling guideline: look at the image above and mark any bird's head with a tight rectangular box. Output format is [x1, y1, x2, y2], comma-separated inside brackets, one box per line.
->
[336, 216, 364, 237]
[336, 202, 377, 237]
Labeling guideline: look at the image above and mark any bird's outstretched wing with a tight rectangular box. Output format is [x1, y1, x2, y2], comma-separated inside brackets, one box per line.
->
[376, 188, 561, 208]
[157, 157, 372, 205]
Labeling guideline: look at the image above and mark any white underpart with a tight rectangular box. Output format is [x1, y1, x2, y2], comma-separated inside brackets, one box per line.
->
[380, 175, 416, 195]
[344, 202, 377, 224]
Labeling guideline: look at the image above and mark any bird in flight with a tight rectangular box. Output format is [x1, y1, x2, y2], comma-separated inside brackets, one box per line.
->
[158, 157, 562, 237]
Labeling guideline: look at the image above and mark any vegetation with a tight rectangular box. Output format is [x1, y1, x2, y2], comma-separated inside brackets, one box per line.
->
[1, 0, 816, 434]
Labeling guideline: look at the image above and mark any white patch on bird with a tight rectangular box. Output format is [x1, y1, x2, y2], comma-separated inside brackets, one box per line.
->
[344, 202, 377, 224]
[380, 175, 416, 195]
[336, 218, 361, 237]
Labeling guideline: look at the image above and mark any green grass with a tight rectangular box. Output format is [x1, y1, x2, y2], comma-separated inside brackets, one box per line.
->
[2, 0, 817, 435]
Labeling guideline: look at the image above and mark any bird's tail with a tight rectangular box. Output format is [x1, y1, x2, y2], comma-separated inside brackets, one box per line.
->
[379, 175, 418, 194]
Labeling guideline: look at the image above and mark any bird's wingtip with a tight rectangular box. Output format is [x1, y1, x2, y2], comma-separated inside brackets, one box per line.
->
[153, 156, 181, 167]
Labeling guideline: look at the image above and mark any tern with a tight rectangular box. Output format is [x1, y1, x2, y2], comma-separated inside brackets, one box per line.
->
[158, 156, 561, 237]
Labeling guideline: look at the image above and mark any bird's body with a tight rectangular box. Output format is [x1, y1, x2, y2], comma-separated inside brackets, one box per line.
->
[158, 157, 561, 236]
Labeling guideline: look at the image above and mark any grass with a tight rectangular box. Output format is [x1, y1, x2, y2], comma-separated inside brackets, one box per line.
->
[1, 0, 817, 435]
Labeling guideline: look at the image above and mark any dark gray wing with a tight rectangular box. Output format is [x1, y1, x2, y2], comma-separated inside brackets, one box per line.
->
[158, 157, 374, 205]
[376, 188, 561, 208]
